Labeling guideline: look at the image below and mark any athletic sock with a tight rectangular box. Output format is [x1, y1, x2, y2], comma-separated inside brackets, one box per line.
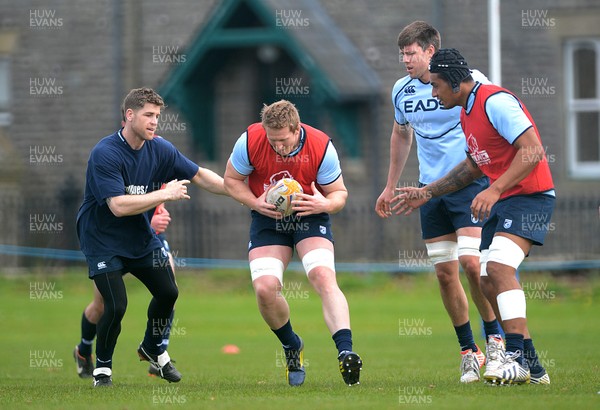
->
[505, 333, 525, 365]
[79, 311, 96, 357]
[332, 329, 353, 354]
[482, 319, 502, 339]
[454, 321, 477, 352]
[524, 338, 544, 373]
[272, 320, 301, 350]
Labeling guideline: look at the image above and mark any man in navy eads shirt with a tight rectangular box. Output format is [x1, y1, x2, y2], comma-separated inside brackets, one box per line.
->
[77, 87, 226, 387]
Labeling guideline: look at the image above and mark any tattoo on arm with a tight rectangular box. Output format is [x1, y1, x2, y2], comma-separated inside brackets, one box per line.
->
[428, 160, 477, 198]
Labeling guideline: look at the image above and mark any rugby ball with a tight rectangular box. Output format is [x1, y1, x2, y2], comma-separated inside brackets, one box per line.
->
[266, 178, 303, 216]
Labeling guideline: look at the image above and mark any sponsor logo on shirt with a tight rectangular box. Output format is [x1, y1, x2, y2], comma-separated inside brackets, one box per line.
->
[97, 261, 107, 270]
[403, 98, 440, 113]
[125, 185, 148, 195]
[467, 134, 491, 166]
[404, 85, 416, 95]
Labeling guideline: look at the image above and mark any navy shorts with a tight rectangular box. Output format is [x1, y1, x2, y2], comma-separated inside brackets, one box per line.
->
[248, 211, 334, 251]
[85, 246, 171, 278]
[419, 177, 488, 240]
[480, 193, 556, 250]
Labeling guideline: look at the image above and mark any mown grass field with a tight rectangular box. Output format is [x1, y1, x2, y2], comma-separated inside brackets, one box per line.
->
[0, 268, 598, 409]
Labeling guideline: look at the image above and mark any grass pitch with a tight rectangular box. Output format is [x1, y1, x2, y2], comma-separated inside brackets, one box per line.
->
[0, 268, 598, 409]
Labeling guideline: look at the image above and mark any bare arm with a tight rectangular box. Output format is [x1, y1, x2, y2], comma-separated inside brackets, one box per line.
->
[393, 157, 482, 216]
[191, 166, 227, 195]
[107, 179, 190, 217]
[223, 159, 281, 218]
[293, 176, 348, 216]
[426, 155, 483, 198]
[469, 127, 545, 221]
[489, 128, 544, 195]
[375, 122, 413, 218]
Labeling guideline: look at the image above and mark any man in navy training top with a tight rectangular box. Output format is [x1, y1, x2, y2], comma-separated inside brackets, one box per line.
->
[77, 87, 227, 387]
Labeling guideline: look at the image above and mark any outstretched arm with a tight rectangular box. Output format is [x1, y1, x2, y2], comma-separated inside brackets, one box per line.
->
[393, 156, 482, 215]
[107, 179, 191, 217]
[191, 166, 227, 195]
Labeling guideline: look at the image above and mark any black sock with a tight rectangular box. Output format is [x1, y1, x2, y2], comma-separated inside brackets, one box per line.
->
[332, 329, 353, 354]
[524, 338, 544, 373]
[79, 311, 96, 357]
[272, 320, 301, 350]
[454, 321, 477, 352]
[505, 333, 525, 365]
[482, 319, 502, 340]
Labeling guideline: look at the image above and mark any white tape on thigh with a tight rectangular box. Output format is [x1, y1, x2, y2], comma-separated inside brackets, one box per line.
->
[425, 241, 458, 265]
[496, 289, 527, 320]
[302, 248, 335, 276]
[479, 249, 490, 277]
[457, 235, 481, 258]
[487, 236, 525, 270]
[250, 257, 284, 284]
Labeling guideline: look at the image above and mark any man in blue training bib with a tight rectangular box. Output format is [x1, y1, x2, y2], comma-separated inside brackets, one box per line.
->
[76, 87, 227, 387]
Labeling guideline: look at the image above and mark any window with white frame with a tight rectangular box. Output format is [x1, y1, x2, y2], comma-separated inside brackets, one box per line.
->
[565, 39, 600, 178]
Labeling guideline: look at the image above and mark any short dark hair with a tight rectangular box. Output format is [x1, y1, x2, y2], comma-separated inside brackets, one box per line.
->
[397, 21, 441, 51]
[121, 87, 165, 117]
